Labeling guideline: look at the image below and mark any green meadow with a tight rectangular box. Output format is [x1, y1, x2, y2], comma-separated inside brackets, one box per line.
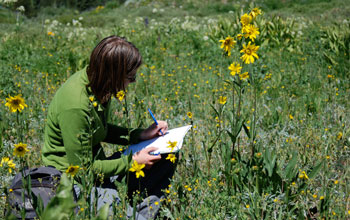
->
[0, 0, 349, 219]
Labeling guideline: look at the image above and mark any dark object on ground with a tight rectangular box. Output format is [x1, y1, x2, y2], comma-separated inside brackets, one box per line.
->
[7, 166, 61, 219]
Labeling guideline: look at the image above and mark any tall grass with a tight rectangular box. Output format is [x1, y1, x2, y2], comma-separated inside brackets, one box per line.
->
[0, 0, 349, 219]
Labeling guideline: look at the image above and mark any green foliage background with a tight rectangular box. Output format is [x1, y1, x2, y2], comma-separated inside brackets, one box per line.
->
[0, 0, 349, 219]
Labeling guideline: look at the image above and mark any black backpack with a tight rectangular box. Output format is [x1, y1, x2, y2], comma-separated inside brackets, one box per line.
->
[7, 166, 61, 219]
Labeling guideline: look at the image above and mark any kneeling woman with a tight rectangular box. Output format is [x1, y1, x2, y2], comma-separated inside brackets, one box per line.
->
[41, 36, 176, 219]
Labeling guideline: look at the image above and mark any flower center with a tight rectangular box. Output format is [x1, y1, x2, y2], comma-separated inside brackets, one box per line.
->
[18, 147, 24, 152]
[245, 48, 252, 55]
[68, 168, 75, 172]
[225, 39, 231, 45]
[13, 100, 20, 105]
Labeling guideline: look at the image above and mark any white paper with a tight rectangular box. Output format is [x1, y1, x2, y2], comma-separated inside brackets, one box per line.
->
[123, 125, 192, 155]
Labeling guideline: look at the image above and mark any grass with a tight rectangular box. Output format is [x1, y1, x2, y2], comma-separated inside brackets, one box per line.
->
[0, 0, 349, 219]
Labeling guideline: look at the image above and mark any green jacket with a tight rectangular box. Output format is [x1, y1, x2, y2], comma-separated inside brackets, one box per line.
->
[42, 68, 143, 177]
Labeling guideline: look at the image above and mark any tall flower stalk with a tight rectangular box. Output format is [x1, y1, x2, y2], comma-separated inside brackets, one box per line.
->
[217, 7, 263, 194]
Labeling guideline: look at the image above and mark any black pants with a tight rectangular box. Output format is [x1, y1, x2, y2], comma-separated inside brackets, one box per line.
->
[79, 152, 178, 218]
[125, 154, 177, 201]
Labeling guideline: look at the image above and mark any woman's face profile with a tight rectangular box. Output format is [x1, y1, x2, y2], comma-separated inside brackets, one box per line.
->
[123, 70, 137, 88]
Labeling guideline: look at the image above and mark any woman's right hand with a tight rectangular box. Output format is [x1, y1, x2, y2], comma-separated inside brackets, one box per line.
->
[132, 147, 161, 169]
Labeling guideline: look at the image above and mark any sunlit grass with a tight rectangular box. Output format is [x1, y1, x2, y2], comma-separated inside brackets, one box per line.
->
[0, 0, 349, 219]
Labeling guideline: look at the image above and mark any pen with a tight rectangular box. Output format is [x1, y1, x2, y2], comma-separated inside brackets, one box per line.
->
[149, 152, 160, 156]
[148, 108, 164, 136]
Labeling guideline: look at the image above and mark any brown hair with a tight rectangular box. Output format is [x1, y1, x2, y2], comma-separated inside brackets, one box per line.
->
[87, 36, 142, 104]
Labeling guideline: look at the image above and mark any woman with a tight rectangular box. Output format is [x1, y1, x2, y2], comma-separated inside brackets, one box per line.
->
[41, 36, 176, 219]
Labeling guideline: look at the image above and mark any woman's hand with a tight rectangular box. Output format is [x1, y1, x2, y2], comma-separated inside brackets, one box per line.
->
[132, 147, 161, 169]
[139, 120, 168, 141]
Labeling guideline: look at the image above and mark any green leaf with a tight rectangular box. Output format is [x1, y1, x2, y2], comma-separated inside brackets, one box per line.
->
[284, 151, 298, 180]
[308, 160, 323, 179]
[207, 130, 222, 153]
[226, 129, 236, 144]
[92, 203, 109, 220]
[210, 103, 220, 117]
[31, 190, 44, 218]
[160, 207, 175, 220]
[234, 118, 244, 137]
[263, 148, 277, 177]
[323, 51, 338, 65]
[224, 80, 232, 85]
[4, 213, 17, 220]
[41, 174, 76, 220]
[242, 123, 251, 139]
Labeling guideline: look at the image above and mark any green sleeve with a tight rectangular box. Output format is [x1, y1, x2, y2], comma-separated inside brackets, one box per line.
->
[104, 123, 144, 145]
[58, 109, 132, 177]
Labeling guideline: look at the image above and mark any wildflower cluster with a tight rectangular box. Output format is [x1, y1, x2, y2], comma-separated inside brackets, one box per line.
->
[164, 141, 178, 164]
[89, 95, 98, 107]
[116, 90, 125, 101]
[219, 7, 262, 82]
[0, 157, 16, 173]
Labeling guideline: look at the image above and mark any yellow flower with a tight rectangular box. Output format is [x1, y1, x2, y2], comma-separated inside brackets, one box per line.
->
[245, 204, 250, 209]
[129, 161, 145, 178]
[47, 31, 55, 36]
[289, 114, 294, 120]
[13, 143, 29, 157]
[116, 90, 125, 101]
[0, 157, 16, 174]
[249, 8, 262, 18]
[89, 96, 94, 102]
[240, 42, 259, 64]
[320, 196, 324, 200]
[95, 5, 104, 12]
[219, 36, 236, 56]
[167, 141, 178, 151]
[66, 165, 80, 177]
[92, 101, 98, 107]
[5, 94, 28, 113]
[337, 132, 342, 140]
[239, 72, 249, 81]
[228, 62, 242, 76]
[237, 33, 243, 40]
[166, 154, 176, 163]
[219, 96, 227, 105]
[242, 24, 260, 42]
[240, 13, 252, 26]
[299, 171, 309, 180]
[187, 112, 193, 119]
[312, 194, 317, 199]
